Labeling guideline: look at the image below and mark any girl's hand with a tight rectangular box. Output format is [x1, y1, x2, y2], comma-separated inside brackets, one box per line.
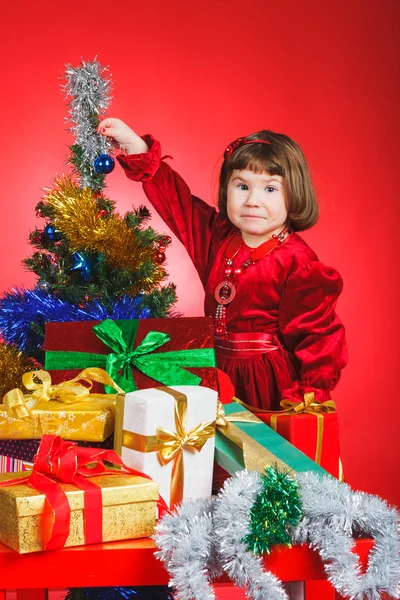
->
[98, 118, 149, 155]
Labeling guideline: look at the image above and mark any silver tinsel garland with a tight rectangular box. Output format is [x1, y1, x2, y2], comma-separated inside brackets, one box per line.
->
[294, 472, 400, 599]
[155, 498, 222, 600]
[214, 471, 289, 600]
[63, 58, 113, 189]
[155, 470, 400, 600]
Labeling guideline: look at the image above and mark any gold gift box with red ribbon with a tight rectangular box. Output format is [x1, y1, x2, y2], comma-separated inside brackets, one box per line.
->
[254, 393, 340, 479]
[0, 471, 158, 553]
[0, 368, 123, 442]
[0, 435, 159, 554]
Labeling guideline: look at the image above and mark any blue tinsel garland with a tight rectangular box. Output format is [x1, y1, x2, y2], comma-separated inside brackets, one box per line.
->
[0, 288, 152, 354]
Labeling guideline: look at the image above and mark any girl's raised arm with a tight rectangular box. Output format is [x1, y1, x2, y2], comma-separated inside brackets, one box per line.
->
[101, 121, 231, 287]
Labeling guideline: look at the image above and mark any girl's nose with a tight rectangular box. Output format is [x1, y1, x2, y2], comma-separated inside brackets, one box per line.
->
[245, 191, 261, 207]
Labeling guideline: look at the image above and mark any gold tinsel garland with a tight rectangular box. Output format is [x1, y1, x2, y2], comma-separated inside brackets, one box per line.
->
[44, 177, 165, 293]
[0, 343, 41, 398]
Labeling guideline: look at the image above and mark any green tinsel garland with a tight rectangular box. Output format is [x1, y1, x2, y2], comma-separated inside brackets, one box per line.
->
[243, 466, 302, 555]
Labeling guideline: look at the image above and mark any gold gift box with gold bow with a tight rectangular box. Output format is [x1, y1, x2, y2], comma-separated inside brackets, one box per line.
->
[0, 368, 123, 442]
[0, 471, 158, 553]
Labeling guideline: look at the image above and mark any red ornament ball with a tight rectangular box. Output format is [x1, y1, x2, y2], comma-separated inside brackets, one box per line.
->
[160, 235, 172, 246]
[215, 324, 226, 336]
[49, 254, 58, 264]
[97, 209, 108, 219]
[155, 251, 166, 264]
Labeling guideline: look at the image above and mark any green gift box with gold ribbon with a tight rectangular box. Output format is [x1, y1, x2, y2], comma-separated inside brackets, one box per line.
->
[44, 317, 218, 393]
[215, 400, 328, 478]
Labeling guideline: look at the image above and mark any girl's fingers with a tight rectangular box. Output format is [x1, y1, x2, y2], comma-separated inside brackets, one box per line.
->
[99, 126, 119, 138]
[98, 117, 119, 129]
[97, 118, 122, 135]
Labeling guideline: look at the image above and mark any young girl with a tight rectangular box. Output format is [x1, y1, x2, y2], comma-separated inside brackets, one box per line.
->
[99, 119, 347, 410]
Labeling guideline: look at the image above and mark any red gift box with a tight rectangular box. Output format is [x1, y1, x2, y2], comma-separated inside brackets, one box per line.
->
[256, 410, 340, 479]
[44, 317, 217, 393]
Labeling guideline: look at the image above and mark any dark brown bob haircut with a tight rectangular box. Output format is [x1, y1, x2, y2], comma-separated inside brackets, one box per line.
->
[218, 130, 318, 231]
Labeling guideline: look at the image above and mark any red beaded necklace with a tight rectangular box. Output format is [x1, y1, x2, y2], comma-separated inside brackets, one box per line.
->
[214, 227, 289, 338]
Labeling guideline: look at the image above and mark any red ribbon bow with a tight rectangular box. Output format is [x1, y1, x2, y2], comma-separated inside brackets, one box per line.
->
[0, 434, 168, 551]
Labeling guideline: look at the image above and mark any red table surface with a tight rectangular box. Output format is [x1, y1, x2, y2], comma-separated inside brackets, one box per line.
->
[0, 538, 375, 590]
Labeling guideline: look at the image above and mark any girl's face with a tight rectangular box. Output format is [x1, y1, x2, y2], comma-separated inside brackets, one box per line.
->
[226, 169, 288, 247]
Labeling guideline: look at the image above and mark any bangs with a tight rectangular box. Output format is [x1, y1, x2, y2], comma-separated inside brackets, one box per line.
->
[228, 145, 284, 177]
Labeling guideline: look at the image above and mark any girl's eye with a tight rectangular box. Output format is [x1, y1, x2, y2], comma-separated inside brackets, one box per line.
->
[238, 184, 248, 191]
[266, 186, 276, 193]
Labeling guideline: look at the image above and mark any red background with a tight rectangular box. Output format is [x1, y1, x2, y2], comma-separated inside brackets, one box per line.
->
[1, 0, 399, 506]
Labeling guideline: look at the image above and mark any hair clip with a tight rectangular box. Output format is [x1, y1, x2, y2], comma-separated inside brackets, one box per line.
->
[224, 137, 271, 160]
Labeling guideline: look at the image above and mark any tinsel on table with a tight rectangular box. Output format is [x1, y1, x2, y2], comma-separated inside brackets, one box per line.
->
[65, 587, 174, 600]
[155, 468, 400, 600]
[294, 472, 400, 600]
[214, 471, 288, 600]
[63, 58, 113, 190]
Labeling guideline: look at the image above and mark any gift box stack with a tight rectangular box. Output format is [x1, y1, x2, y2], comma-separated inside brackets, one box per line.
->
[0, 316, 217, 464]
[0, 316, 221, 553]
[0, 315, 339, 555]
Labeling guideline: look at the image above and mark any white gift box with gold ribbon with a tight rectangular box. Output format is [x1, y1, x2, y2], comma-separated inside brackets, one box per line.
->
[114, 386, 218, 509]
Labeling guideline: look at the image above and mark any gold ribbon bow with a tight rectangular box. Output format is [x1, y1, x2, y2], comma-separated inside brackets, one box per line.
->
[273, 393, 336, 465]
[2, 368, 124, 420]
[215, 401, 292, 473]
[279, 393, 336, 416]
[120, 387, 216, 508]
[241, 392, 336, 466]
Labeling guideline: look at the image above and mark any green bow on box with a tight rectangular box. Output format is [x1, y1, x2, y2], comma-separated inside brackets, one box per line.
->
[45, 318, 216, 393]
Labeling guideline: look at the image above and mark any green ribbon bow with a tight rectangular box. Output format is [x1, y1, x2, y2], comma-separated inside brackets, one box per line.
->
[45, 319, 216, 393]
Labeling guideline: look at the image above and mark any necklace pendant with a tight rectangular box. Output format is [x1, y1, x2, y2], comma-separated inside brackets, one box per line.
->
[214, 304, 227, 338]
[214, 280, 236, 305]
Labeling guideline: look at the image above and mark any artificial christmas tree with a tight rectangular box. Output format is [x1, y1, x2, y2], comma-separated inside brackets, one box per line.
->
[0, 59, 176, 365]
[0, 59, 176, 600]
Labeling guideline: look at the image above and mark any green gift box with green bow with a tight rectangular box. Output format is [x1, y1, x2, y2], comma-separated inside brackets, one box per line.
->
[44, 317, 218, 393]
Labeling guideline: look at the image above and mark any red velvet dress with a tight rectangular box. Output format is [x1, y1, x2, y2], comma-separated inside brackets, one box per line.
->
[118, 136, 348, 410]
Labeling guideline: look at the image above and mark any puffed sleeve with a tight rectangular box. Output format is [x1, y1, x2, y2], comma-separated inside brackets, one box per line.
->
[118, 135, 223, 286]
[279, 261, 348, 402]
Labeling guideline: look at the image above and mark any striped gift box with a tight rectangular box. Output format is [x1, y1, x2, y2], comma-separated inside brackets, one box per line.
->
[0, 455, 32, 473]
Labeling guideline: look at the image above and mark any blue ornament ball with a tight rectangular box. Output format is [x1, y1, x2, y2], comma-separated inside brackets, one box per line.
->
[94, 154, 115, 174]
[43, 224, 60, 241]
